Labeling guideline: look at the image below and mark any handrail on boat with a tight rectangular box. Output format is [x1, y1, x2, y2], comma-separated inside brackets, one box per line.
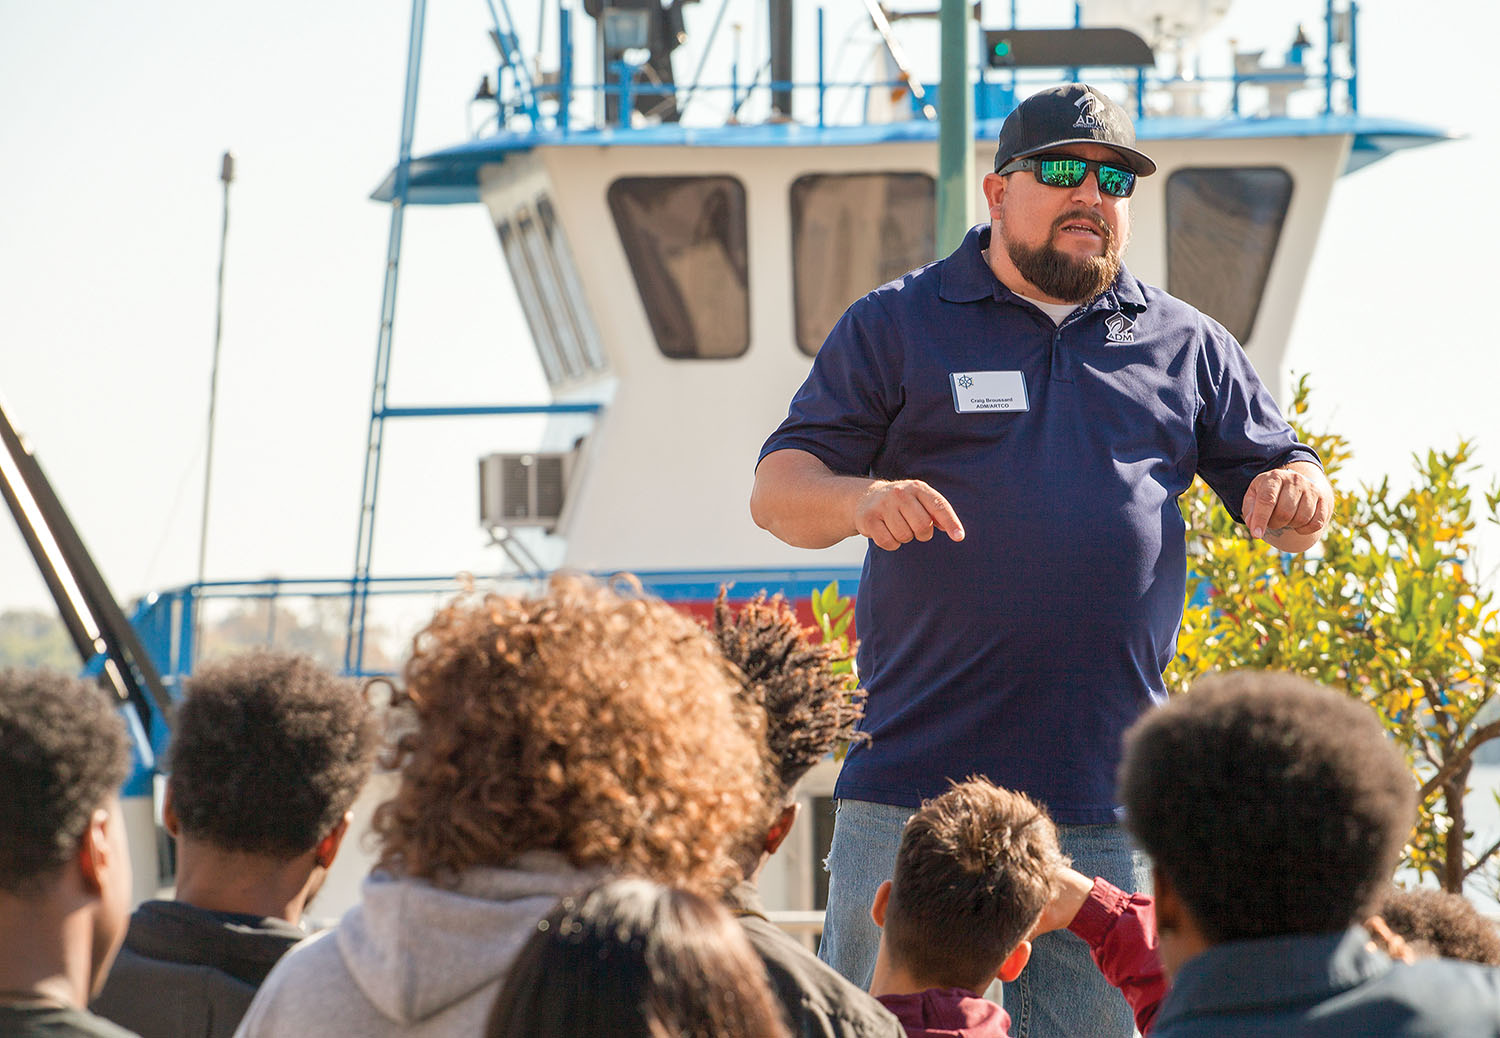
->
[471, 1, 1362, 135]
[129, 565, 865, 684]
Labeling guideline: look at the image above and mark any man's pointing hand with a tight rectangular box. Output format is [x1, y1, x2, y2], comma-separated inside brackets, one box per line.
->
[855, 480, 965, 552]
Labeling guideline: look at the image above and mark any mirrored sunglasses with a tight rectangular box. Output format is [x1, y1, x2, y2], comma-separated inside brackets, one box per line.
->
[999, 155, 1137, 198]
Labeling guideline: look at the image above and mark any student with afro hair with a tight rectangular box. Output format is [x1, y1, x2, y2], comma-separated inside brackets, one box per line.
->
[1122, 671, 1500, 1037]
[93, 650, 380, 1038]
[1374, 887, 1500, 967]
[0, 669, 135, 1037]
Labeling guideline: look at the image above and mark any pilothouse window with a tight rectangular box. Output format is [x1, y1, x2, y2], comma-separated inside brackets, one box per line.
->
[518, 210, 587, 380]
[791, 172, 936, 356]
[497, 218, 565, 384]
[607, 176, 750, 360]
[495, 196, 607, 387]
[538, 198, 607, 372]
[1166, 167, 1294, 344]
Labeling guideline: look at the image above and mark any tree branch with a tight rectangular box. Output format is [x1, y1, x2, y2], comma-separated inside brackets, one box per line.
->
[1464, 834, 1500, 882]
[1415, 726, 1441, 771]
[1418, 719, 1500, 802]
[1421, 678, 1456, 740]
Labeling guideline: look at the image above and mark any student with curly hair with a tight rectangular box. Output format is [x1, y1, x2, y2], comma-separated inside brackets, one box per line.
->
[486, 877, 792, 1038]
[0, 669, 135, 1037]
[93, 650, 380, 1038]
[237, 575, 770, 1038]
[712, 591, 904, 1038]
[1374, 887, 1500, 967]
[1122, 671, 1500, 1036]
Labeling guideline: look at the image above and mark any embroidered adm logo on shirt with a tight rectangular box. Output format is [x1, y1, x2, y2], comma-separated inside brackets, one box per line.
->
[1104, 312, 1135, 343]
[1073, 91, 1109, 129]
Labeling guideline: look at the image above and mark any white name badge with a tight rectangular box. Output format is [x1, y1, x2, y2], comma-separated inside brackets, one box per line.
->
[950, 370, 1029, 413]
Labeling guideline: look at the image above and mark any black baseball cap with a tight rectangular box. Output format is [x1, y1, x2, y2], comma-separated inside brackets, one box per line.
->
[992, 83, 1156, 176]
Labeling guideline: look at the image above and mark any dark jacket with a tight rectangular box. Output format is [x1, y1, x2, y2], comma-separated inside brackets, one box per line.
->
[90, 901, 309, 1038]
[726, 882, 906, 1038]
[1154, 927, 1500, 1037]
[876, 989, 1008, 1038]
[0, 1005, 139, 1037]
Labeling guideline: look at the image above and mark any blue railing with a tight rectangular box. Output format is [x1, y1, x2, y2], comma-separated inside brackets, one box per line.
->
[475, 2, 1361, 134]
[128, 565, 864, 684]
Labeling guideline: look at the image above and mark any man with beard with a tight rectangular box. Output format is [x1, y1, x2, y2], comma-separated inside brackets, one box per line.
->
[750, 84, 1332, 1038]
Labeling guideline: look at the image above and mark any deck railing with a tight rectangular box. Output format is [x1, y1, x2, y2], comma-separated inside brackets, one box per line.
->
[473, 2, 1361, 135]
[129, 565, 863, 683]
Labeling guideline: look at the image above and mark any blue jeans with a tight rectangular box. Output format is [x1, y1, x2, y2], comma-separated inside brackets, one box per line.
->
[818, 798, 1150, 1038]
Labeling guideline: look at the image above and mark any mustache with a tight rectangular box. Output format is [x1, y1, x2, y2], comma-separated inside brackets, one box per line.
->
[1051, 209, 1113, 245]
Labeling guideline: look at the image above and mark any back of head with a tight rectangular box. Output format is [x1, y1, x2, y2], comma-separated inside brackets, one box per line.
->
[885, 778, 1065, 992]
[486, 877, 791, 1038]
[711, 590, 864, 802]
[169, 650, 380, 857]
[374, 574, 769, 894]
[0, 668, 131, 896]
[1120, 671, 1417, 943]
[1377, 887, 1500, 966]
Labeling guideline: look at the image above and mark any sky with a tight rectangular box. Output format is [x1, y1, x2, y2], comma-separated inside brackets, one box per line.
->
[3, 0, 1500, 626]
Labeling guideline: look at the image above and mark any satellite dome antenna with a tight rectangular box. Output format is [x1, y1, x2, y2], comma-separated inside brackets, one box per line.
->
[1080, 0, 1232, 45]
[1081, 0, 1232, 78]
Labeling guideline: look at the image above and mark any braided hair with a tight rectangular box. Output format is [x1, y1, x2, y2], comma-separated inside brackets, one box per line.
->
[712, 589, 866, 797]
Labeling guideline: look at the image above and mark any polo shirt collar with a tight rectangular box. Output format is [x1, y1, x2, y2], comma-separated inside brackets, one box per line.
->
[1155, 928, 1392, 1029]
[938, 222, 1149, 317]
[1107, 267, 1148, 313]
[938, 223, 1000, 303]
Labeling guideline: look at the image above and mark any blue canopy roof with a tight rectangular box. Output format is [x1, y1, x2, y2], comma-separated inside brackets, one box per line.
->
[370, 113, 1452, 205]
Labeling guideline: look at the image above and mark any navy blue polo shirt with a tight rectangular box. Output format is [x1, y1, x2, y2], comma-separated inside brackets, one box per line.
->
[759, 224, 1319, 823]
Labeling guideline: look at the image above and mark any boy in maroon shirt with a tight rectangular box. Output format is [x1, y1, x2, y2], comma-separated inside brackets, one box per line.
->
[868, 779, 1163, 1037]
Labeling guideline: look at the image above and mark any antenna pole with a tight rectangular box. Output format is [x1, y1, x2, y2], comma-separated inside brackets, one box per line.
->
[345, 0, 428, 675]
[197, 151, 234, 614]
[936, 0, 973, 253]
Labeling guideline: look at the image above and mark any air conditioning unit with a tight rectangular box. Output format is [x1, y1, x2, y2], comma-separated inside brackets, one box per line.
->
[479, 450, 576, 532]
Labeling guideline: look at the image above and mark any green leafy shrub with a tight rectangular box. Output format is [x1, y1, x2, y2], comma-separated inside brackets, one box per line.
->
[1168, 378, 1500, 895]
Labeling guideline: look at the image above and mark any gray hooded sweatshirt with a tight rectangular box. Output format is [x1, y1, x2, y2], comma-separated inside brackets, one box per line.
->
[233, 853, 599, 1038]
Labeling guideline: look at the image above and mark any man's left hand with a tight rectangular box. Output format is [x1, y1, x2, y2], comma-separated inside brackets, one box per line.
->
[1241, 461, 1333, 553]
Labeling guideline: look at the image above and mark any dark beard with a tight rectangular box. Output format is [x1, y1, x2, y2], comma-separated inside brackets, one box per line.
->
[1004, 209, 1121, 303]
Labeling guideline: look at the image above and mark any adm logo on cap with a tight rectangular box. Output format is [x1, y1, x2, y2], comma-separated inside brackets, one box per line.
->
[1073, 90, 1110, 129]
